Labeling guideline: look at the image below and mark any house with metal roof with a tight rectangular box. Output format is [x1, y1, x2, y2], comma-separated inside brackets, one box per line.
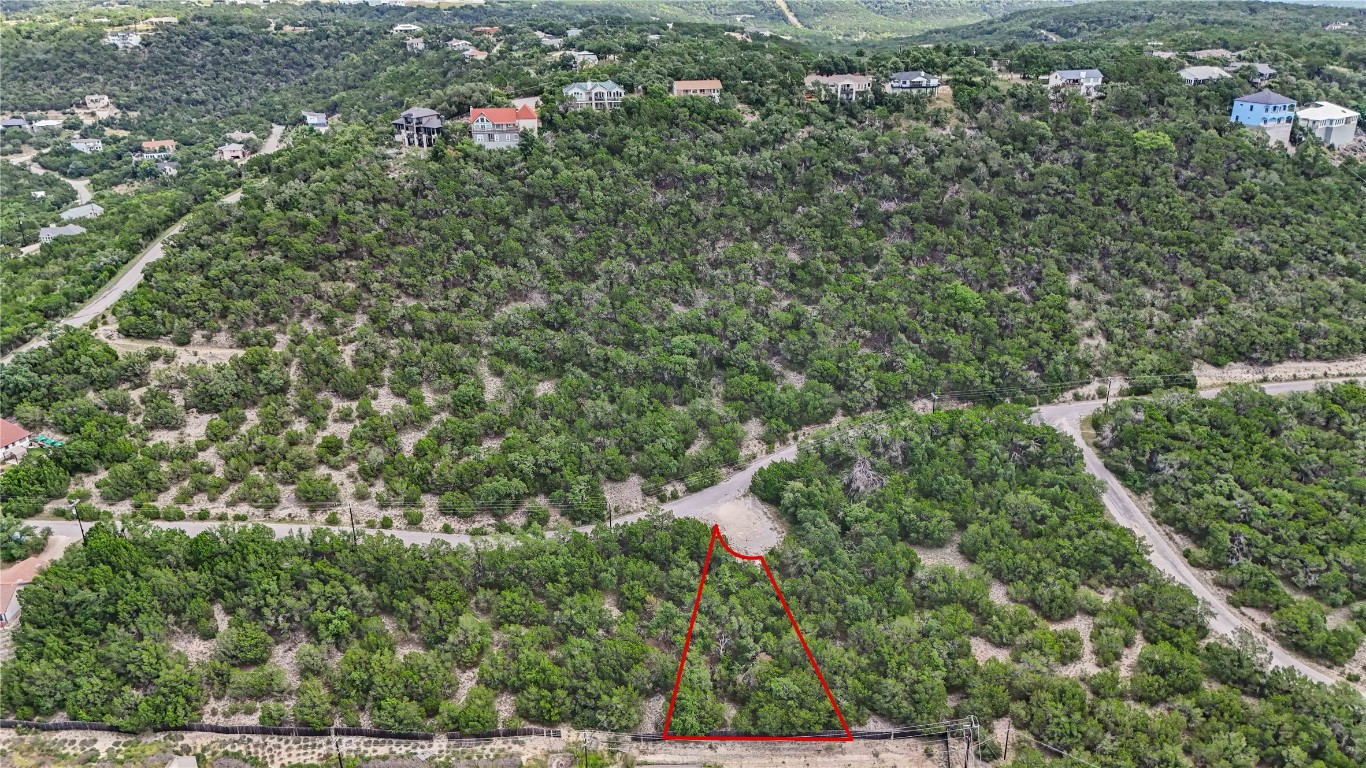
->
[1180, 66, 1229, 85]
[804, 74, 874, 101]
[1047, 69, 1104, 93]
[60, 203, 103, 221]
[39, 224, 87, 244]
[888, 71, 940, 92]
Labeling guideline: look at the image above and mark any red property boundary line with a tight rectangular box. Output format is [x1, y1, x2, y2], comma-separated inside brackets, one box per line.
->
[661, 524, 853, 742]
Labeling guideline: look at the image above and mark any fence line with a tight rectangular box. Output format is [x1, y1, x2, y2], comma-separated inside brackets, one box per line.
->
[0, 720, 559, 742]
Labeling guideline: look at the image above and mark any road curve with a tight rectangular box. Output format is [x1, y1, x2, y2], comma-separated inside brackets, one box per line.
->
[1036, 377, 1364, 687]
[1, 125, 286, 364]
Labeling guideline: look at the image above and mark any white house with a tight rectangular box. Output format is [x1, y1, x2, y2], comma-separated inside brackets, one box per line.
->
[405, 36, 425, 52]
[0, 419, 31, 459]
[303, 111, 329, 130]
[447, 39, 473, 51]
[391, 24, 421, 34]
[60, 203, 103, 221]
[1296, 101, 1359, 148]
[1048, 69, 1104, 94]
[469, 107, 537, 150]
[562, 80, 624, 111]
[804, 74, 874, 101]
[463, 48, 488, 61]
[888, 71, 940, 92]
[30, 190, 45, 199]
[1179, 66, 1230, 85]
[105, 30, 141, 48]
[69, 138, 104, 153]
[30, 120, 62, 132]
[38, 224, 86, 244]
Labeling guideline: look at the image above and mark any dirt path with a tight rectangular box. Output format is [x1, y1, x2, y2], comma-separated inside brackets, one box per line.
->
[774, 0, 804, 28]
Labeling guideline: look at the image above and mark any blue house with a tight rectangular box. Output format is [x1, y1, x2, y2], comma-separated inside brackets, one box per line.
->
[1230, 90, 1296, 127]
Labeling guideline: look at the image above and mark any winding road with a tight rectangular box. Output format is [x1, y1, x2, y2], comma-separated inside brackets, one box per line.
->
[1, 125, 285, 364]
[27, 373, 1361, 685]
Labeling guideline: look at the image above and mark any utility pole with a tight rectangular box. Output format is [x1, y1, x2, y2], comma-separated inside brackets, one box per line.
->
[1105, 376, 1113, 405]
[1004, 721, 1012, 762]
[70, 500, 86, 544]
[331, 730, 344, 768]
[348, 507, 357, 544]
[931, 392, 940, 412]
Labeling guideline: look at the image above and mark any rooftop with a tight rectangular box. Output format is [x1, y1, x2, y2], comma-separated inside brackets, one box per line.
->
[1235, 89, 1296, 106]
[1, 418, 32, 446]
[1297, 101, 1358, 121]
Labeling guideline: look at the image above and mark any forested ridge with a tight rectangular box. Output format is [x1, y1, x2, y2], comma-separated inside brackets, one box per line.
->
[1093, 383, 1366, 666]
[4, 407, 1364, 768]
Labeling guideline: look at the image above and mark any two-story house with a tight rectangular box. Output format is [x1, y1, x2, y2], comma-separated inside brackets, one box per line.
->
[1047, 69, 1104, 94]
[448, 39, 474, 51]
[303, 112, 329, 131]
[469, 106, 538, 149]
[405, 37, 425, 53]
[888, 71, 940, 92]
[1229, 90, 1296, 146]
[804, 74, 874, 101]
[562, 80, 624, 111]
[672, 79, 723, 101]
[69, 138, 103, 153]
[391, 24, 421, 35]
[392, 107, 444, 147]
[105, 31, 141, 49]
[1296, 101, 1359, 148]
[214, 143, 249, 161]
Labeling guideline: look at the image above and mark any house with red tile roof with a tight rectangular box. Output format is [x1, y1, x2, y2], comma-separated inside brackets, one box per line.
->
[470, 106, 537, 149]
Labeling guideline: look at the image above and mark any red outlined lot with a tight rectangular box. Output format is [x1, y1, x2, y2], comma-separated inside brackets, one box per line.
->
[662, 524, 853, 742]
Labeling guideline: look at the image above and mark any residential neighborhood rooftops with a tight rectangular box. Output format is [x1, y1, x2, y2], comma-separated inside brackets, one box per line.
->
[1235, 89, 1296, 105]
[1296, 101, 1358, 121]
[515, 105, 537, 119]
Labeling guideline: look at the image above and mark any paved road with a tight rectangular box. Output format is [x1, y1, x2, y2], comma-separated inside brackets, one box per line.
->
[2, 125, 285, 363]
[1036, 377, 1364, 687]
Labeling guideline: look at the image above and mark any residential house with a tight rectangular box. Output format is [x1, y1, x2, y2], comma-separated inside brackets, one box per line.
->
[391, 24, 421, 34]
[30, 191, 45, 199]
[1047, 69, 1104, 93]
[565, 27, 582, 38]
[804, 74, 874, 101]
[539, 34, 564, 48]
[1230, 62, 1276, 83]
[672, 79, 723, 101]
[392, 107, 444, 147]
[0, 419, 32, 459]
[1325, 21, 1350, 31]
[1179, 66, 1230, 85]
[888, 70, 940, 92]
[463, 48, 488, 61]
[60, 203, 104, 221]
[1188, 48, 1235, 61]
[1, 117, 28, 131]
[562, 80, 624, 111]
[303, 112, 329, 130]
[214, 143, 249, 161]
[140, 139, 176, 157]
[105, 30, 141, 48]
[30, 120, 62, 132]
[1296, 101, 1359, 148]
[69, 137, 103, 153]
[157, 160, 179, 176]
[1230, 90, 1296, 146]
[469, 107, 533, 150]
[38, 224, 86, 244]
[565, 50, 599, 68]
[405, 37, 425, 52]
[1145, 50, 1178, 59]
[85, 94, 111, 110]
[647, 34, 661, 42]
[472, 26, 499, 35]
[448, 39, 473, 51]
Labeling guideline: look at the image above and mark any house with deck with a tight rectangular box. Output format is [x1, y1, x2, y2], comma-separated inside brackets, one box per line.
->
[392, 107, 444, 147]
[888, 71, 940, 92]
[69, 137, 103, 153]
[804, 74, 873, 101]
[562, 80, 624, 111]
[469, 106, 538, 149]
[1180, 66, 1229, 85]
[1047, 69, 1103, 94]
